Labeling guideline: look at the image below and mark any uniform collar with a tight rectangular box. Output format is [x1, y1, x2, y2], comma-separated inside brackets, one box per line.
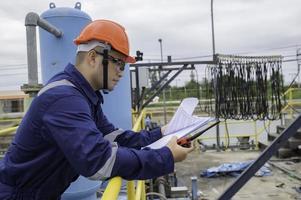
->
[64, 63, 103, 105]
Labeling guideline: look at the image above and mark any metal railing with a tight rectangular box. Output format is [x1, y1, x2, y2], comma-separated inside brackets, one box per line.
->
[102, 109, 148, 200]
[0, 126, 18, 136]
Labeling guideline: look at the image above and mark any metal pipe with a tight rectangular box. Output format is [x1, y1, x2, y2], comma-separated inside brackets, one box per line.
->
[37, 17, 62, 37]
[191, 176, 198, 200]
[101, 177, 122, 200]
[148, 66, 195, 71]
[158, 38, 167, 124]
[156, 177, 166, 200]
[25, 14, 38, 85]
[135, 181, 145, 200]
[135, 66, 140, 110]
[211, 0, 216, 56]
[127, 181, 136, 200]
[130, 60, 216, 67]
[210, 0, 220, 152]
[24, 12, 62, 88]
[0, 126, 18, 136]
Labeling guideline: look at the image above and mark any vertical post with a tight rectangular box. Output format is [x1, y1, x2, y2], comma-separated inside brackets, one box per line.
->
[289, 89, 293, 119]
[26, 25, 38, 86]
[127, 181, 136, 200]
[158, 38, 167, 124]
[135, 66, 140, 111]
[211, 0, 216, 57]
[195, 68, 201, 100]
[211, 0, 220, 151]
[191, 176, 198, 200]
[297, 48, 301, 88]
[254, 121, 258, 150]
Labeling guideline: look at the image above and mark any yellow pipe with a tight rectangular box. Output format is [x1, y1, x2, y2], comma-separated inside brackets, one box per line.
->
[132, 110, 146, 131]
[141, 181, 146, 200]
[0, 126, 18, 136]
[102, 109, 146, 200]
[101, 177, 122, 200]
[198, 134, 257, 140]
[127, 181, 135, 200]
[289, 89, 293, 118]
[135, 181, 144, 200]
[287, 102, 301, 106]
[0, 118, 21, 122]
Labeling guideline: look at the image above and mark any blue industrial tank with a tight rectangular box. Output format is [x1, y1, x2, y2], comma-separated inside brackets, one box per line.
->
[39, 2, 91, 84]
[39, 3, 102, 200]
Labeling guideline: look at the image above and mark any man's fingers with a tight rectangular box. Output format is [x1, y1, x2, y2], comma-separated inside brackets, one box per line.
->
[187, 145, 195, 153]
[182, 143, 194, 153]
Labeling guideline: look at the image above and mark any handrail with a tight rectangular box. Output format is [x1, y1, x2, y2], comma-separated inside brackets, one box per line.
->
[283, 87, 301, 97]
[102, 109, 147, 200]
[0, 126, 18, 136]
[127, 181, 135, 199]
[101, 177, 122, 200]
[132, 109, 146, 131]
[134, 180, 146, 198]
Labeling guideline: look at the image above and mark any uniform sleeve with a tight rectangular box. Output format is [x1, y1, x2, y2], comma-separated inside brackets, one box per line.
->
[96, 107, 162, 149]
[112, 146, 174, 180]
[42, 95, 174, 180]
[113, 128, 162, 149]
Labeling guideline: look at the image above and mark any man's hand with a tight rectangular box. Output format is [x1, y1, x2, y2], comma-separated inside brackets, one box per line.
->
[166, 136, 194, 162]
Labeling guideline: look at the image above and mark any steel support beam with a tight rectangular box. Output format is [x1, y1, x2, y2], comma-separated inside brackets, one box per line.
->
[141, 64, 188, 110]
[218, 115, 301, 200]
[130, 60, 216, 67]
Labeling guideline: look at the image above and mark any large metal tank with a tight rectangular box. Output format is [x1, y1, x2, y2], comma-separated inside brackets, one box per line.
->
[39, 2, 91, 84]
[39, 3, 102, 200]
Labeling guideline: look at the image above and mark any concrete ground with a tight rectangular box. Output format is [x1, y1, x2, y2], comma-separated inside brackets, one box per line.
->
[175, 150, 301, 200]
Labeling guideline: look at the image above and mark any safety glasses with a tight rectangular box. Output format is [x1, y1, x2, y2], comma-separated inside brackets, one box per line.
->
[94, 51, 126, 71]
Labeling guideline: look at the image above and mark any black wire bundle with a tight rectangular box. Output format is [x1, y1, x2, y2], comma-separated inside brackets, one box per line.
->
[205, 54, 285, 120]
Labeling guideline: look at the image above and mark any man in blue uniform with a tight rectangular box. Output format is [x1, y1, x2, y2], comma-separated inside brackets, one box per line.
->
[0, 19, 193, 199]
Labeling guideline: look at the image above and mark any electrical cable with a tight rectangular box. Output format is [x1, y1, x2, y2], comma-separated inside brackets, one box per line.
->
[205, 54, 284, 120]
[145, 192, 168, 200]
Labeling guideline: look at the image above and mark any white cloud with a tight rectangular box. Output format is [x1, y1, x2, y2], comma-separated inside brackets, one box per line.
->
[0, 0, 300, 90]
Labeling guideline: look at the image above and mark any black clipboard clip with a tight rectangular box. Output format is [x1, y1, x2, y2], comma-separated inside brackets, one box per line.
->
[177, 120, 220, 147]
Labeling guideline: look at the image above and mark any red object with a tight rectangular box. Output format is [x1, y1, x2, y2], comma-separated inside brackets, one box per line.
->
[177, 121, 220, 148]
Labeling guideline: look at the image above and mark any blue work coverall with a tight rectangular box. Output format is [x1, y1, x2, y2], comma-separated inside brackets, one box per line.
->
[0, 63, 174, 199]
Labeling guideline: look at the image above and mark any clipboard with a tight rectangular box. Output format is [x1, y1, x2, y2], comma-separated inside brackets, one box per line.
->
[144, 118, 215, 149]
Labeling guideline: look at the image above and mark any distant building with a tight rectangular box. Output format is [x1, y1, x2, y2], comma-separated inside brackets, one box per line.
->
[0, 91, 28, 118]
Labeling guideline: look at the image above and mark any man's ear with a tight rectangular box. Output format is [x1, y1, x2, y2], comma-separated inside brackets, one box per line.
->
[87, 50, 97, 66]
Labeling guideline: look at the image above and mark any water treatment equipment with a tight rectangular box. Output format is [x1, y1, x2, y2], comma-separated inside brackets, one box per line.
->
[38, 3, 103, 200]
[39, 2, 91, 83]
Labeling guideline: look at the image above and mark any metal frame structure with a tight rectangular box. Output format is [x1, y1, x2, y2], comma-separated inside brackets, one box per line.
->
[129, 60, 216, 112]
[218, 114, 301, 199]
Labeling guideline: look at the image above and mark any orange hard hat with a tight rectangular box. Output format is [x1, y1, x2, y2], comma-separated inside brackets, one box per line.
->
[74, 19, 136, 63]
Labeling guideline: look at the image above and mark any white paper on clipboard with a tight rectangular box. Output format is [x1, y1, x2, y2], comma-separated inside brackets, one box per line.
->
[164, 98, 200, 135]
[145, 117, 213, 149]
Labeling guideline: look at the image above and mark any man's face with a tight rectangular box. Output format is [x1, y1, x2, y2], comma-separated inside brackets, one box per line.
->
[106, 50, 126, 91]
[87, 48, 126, 91]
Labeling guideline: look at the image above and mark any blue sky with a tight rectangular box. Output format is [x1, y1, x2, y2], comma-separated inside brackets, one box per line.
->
[0, 0, 300, 90]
